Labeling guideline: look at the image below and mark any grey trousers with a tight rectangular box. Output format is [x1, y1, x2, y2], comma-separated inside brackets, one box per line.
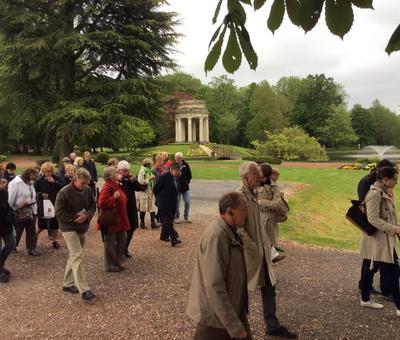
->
[193, 317, 252, 340]
[104, 231, 127, 271]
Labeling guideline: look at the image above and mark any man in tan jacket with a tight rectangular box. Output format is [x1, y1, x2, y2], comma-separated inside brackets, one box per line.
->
[237, 162, 297, 339]
[187, 192, 251, 340]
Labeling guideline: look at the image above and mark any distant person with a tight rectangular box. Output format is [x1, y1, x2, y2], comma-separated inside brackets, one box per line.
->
[97, 167, 129, 272]
[360, 166, 400, 316]
[4, 162, 17, 184]
[83, 151, 98, 195]
[153, 162, 182, 246]
[258, 163, 287, 264]
[161, 152, 172, 170]
[117, 161, 146, 258]
[34, 162, 64, 249]
[74, 156, 84, 169]
[187, 192, 251, 339]
[137, 159, 158, 229]
[0, 174, 16, 283]
[174, 152, 192, 224]
[357, 159, 395, 298]
[55, 168, 96, 301]
[237, 162, 297, 339]
[107, 158, 119, 168]
[60, 164, 76, 187]
[152, 155, 167, 181]
[69, 152, 77, 164]
[270, 168, 280, 187]
[8, 168, 39, 256]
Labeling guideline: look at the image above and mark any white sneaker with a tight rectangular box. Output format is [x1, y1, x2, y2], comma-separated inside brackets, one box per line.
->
[360, 300, 384, 309]
[183, 217, 192, 223]
[174, 218, 180, 224]
[396, 308, 400, 317]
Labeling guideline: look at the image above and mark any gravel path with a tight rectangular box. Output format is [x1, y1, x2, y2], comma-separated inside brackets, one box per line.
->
[1, 181, 398, 339]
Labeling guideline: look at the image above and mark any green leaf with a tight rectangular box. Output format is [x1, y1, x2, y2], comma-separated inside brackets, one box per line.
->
[208, 23, 223, 48]
[204, 26, 227, 73]
[213, 0, 224, 24]
[285, 0, 302, 26]
[232, 1, 247, 24]
[385, 24, 400, 55]
[254, 0, 267, 11]
[239, 0, 252, 5]
[222, 26, 242, 73]
[268, 0, 285, 34]
[325, 0, 354, 39]
[300, 0, 324, 33]
[236, 24, 258, 69]
[351, 0, 374, 9]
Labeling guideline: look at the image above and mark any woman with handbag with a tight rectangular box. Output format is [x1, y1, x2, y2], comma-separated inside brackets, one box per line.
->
[360, 166, 400, 316]
[97, 166, 130, 272]
[34, 162, 64, 249]
[0, 173, 16, 283]
[7, 168, 39, 256]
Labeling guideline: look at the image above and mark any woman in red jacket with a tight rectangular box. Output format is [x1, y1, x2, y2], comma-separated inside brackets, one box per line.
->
[98, 167, 130, 272]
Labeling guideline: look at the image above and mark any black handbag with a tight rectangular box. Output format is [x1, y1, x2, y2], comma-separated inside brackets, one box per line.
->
[346, 200, 377, 235]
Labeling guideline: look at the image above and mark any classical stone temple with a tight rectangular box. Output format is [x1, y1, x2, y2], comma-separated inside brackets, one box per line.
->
[175, 99, 210, 143]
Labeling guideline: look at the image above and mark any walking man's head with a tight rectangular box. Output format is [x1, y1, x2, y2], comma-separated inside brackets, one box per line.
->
[239, 162, 261, 190]
[219, 192, 248, 229]
[73, 168, 91, 191]
[83, 151, 91, 162]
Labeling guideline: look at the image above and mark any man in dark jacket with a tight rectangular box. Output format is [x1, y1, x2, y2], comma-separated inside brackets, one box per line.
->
[55, 168, 96, 300]
[83, 151, 98, 196]
[174, 152, 192, 224]
[153, 162, 182, 246]
[357, 158, 395, 298]
[4, 162, 16, 185]
[0, 175, 16, 283]
[117, 161, 147, 258]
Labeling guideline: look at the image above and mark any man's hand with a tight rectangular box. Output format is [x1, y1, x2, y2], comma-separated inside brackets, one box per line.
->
[74, 213, 87, 224]
[0, 180, 7, 190]
[395, 225, 400, 234]
[237, 329, 247, 339]
[42, 193, 49, 199]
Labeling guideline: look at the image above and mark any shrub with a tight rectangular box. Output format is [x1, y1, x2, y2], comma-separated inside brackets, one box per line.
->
[242, 156, 282, 164]
[252, 127, 328, 161]
[0, 155, 7, 162]
[94, 152, 109, 164]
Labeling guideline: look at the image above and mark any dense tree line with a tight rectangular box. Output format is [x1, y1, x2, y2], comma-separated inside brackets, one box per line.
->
[0, 0, 178, 159]
[161, 72, 399, 149]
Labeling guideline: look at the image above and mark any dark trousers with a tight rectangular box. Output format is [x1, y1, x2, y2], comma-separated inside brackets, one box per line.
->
[358, 259, 393, 296]
[125, 227, 135, 253]
[194, 317, 252, 340]
[0, 229, 16, 276]
[103, 231, 127, 271]
[159, 210, 178, 241]
[260, 266, 280, 332]
[15, 217, 36, 251]
[360, 253, 400, 309]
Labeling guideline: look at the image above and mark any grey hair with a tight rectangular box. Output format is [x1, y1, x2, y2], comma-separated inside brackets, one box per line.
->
[175, 152, 183, 158]
[219, 192, 245, 214]
[239, 161, 258, 179]
[103, 166, 117, 181]
[73, 167, 91, 181]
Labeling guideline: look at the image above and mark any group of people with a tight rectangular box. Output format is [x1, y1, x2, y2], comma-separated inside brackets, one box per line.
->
[187, 161, 296, 339]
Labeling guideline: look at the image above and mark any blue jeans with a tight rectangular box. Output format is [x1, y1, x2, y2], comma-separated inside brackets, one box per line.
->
[0, 228, 16, 276]
[175, 191, 191, 219]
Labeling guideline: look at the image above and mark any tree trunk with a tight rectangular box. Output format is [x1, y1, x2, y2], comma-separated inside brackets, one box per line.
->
[42, 128, 50, 155]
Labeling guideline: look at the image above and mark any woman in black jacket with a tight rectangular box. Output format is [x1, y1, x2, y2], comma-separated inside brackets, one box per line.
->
[34, 162, 64, 249]
[117, 161, 147, 258]
[0, 172, 16, 283]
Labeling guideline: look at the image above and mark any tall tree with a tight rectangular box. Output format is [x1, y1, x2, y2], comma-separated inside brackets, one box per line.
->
[351, 104, 377, 146]
[0, 0, 178, 158]
[369, 100, 400, 146]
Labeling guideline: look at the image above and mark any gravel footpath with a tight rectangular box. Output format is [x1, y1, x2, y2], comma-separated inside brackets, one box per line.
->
[1, 181, 399, 339]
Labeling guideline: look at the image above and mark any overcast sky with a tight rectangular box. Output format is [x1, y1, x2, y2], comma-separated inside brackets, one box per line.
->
[167, 0, 400, 113]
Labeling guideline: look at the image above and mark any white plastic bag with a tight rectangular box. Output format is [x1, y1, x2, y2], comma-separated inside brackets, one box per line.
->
[43, 199, 55, 218]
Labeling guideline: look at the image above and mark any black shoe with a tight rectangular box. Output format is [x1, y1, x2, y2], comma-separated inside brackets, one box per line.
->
[82, 290, 96, 301]
[0, 275, 10, 283]
[52, 241, 61, 249]
[267, 326, 298, 339]
[11, 248, 18, 253]
[63, 285, 79, 294]
[3, 268, 11, 276]
[140, 222, 145, 229]
[124, 250, 132, 258]
[370, 288, 381, 295]
[160, 237, 170, 242]
[151, 222, 160, 229]
[171, 239, 182, 247]
[28, 250, 40, 256]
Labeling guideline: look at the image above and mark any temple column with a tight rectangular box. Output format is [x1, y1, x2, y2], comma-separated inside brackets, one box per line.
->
[199, 117, 204, 142]
[175, 119, 179, 142]
[188, 117, 192, 142]
[205, 117, 209, 142]
[192, 118, 197, 142]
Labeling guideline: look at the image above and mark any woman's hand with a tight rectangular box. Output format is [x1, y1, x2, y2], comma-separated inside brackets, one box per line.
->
[113, 191, 120, 199]
[42, 193, 49, 199]
[395, 225, 400, 234]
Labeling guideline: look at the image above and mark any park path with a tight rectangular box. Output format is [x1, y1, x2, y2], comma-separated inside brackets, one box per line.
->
[1, 182, 397, 339]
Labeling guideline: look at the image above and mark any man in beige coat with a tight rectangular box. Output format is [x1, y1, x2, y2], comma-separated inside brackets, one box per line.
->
[237, 162, 297, 339]
[187, 192, 251, 340]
